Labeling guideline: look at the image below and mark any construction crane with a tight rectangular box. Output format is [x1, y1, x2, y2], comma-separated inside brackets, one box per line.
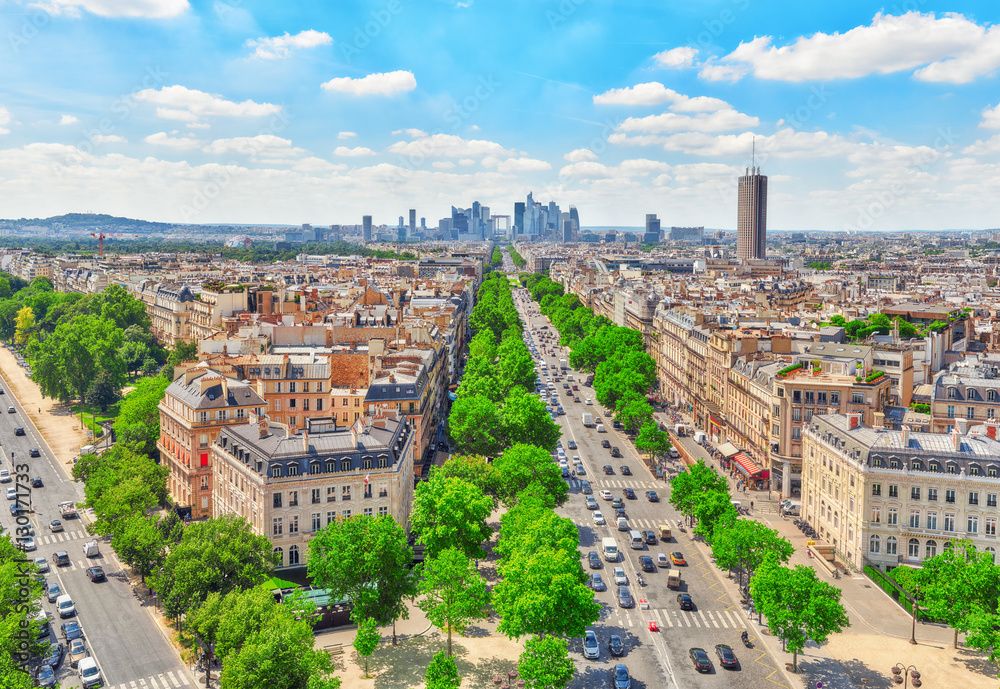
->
[89, 232, 138, 257]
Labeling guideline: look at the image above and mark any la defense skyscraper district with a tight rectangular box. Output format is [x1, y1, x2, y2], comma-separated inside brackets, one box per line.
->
[737, 164, 767, 260]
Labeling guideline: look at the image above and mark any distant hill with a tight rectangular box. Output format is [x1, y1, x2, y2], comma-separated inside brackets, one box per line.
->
[5, 213, 178, 233]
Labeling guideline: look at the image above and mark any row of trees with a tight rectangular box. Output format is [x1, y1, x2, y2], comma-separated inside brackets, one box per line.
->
[507, 245, 525, 269]
[519, 273, 670, 461]
[825, 313, 947, 341]
[0, 536, 45, 688]
[670, 459, 850, 672]
[490, 247, 502, 267]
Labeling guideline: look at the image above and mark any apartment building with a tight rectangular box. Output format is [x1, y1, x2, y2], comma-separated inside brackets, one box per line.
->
[189, 283, 249, 341]
[211, 411, 415, 570]
[158, 366, 267, 520]
[252, 353, 332, 431]
[931, 354, 1000, 433]
[803, 413, 1000, 572]
[136, 281, 196, 346]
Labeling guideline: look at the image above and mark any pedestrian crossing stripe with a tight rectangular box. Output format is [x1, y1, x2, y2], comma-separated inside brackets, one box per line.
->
[37, 531, 87, 545]
[105, 670, 190, 689]
[617, 607, 748, 630]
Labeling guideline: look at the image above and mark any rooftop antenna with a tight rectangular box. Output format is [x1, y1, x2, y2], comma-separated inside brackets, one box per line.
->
[752, 135, 755, 171]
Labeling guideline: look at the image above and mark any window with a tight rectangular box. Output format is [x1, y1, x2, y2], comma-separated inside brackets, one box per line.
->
[199, 433, 209, 447]
[312, 513, 321, 531]
[908, 538, 920, 558]
[928, 488, 937, 502]
[200, 475, 208, 490]
[341, 460, 350, 471]
[309, 462, 320, 475]
[363, 457, 373, 470]
[275, 382, 282, 393]
[947, 405, 955, 418]
[869, 535, 880, 553]
[274, 399, 281, 412]
[889, 484, 899, 498]
[288, 545, 300, 566]
[303, 382, 310, 393]
[871, 506, 882, 523]
[327, 487, 336, 502]
[947, 464, 957, 474]
[872, 483, 882, 497]
[970, 491, 980, 506]
[342, 486, 351, 501]
[288, 464, 299, 477]
[317, 382, 323, 393]
[926, 512, 937, 530]
[946, 490, 956, 503]
[378, 506, 388, 516]
[363, 507, 373, 517]
[971, 465, 981, 476]
[792, 408, 802, 422]
[944, 513, 955, 531]
[968, 516, 979, 534]
[926, 540, 937, 558]
[343, 398, 348, 406]
[326, 459, 335, 473]
[311, 489, 320, 504]
[355, 398, 360, 407]
[948, 387, 958, 399]
[793, 390, 802, 404]
[890, 459, 899, 469]
[326, 511, 336, 525]
[289, 491, 298, 506]
[830, 392, 840, 405]
[886, 536, 897, 555]
[316, 398, 324, 411]
[990, 409, 997, 420]
[289, 398, 297, 409]
[289, 515, 299, 534]
[341, 509, 352, 519]
[773, 404, 780, 416]
[852, 392, 864, 404]
[272, 517, 283, 535]
[887, 508, 898, 525]
[289, 382, 297, 393]
[378, 457, 388, 469]
[986, 547, 997, 564]
[302, 399, 309, 412]
[989, 493, 998, 508]
[273, 547, 283, 566]
[817, 391, 828, 406]
[987, 518, 997, 536]
[911, 487, 921, 500]
[379, 485, 388, 498]
[805, 409, 814, 422]
[805, 390, 815, 404]
[273, 493, 282, 508]
[792, 428, 801, 440]
[909, 510, 920, 528]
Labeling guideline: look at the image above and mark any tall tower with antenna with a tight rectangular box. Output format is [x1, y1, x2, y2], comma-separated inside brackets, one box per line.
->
[737, 136, 768, 261]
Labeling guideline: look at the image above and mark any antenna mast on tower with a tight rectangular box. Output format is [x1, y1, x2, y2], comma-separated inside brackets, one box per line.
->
[752, 135, 756, 173]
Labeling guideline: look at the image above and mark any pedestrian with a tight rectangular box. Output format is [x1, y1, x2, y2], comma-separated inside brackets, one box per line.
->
[750, 501, 754, 511]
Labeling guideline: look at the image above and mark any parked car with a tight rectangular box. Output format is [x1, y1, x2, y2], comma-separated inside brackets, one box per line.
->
[588, 551, 602, 569]
[68, 638, 88, 668]
[590, 572, 605, 591]
[34, 556, 49, 573]
[45, 582, 61, 603]
[60, 620, 83, 640]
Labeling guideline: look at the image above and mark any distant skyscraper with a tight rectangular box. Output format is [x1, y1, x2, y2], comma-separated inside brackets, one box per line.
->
[562, 218, 573, 243]
[513, 202, 525, 234]
[644, 214, 661, 243]
[362, 215, 372, 242]
[670, 226, 704, 242]
[737, 166, 767, 260]
[569, 206, 580, 234]
[409, 209, 416, 234]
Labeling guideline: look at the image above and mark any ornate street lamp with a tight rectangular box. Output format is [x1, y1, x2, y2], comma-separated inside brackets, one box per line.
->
[890, 663, 922, 689]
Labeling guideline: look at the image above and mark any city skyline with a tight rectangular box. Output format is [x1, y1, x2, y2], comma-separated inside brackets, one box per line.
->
[1, 2, 1000, 230]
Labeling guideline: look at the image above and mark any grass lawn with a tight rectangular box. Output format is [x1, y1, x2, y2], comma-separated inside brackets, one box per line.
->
[71, 401, 120, 439]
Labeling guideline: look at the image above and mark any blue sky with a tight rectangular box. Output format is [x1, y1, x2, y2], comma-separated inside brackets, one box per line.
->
[1, 0, 1000, 231]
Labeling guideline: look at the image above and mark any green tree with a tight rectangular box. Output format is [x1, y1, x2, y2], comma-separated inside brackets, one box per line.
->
[634, 420, 669, 459]
[90, 283, 151, 330]
[468, 329, 499, 362]
[417, 548, 491, 657]
[112, 513, 169, 585]
[410, 475, 493, 560]
[112, 375, 170, 457]
[86, 370, 121, 412]
[153, 515, 276, 620]
[709, 520, 794, 586]
[499, 388, 561, 452]
[448, 395, 504, 457]
[751, 558, 850, 672]
[496, 495, 579, 560]
[518, 636, 575, 689]
[121, 341, 149, 378]
[691, 491, 737, 541]
[13, 305, 36, 346]
[424, 650, 460, 689]
[0, 536, 45, 689]
[668, 459, 728, 523]
[454, 358, 504, 404]
[161, 339, 199, 378]
[491, 443, 568, 507]
[307, 515, 416, 630]
[84, 445, 169, 537]
[435, 455, 497, 503]
[917, 540, 1000, 649]
[353, 617, 381, 677]
[614, 396, 653, 434]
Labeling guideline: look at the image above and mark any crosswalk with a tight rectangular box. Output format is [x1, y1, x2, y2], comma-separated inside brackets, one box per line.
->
[35, 530, 88, 546]
[104, 671, 192, 689]
[611, 605, 751, 630]
[593, 517, 667, 530]
[569, 479, 663, 490]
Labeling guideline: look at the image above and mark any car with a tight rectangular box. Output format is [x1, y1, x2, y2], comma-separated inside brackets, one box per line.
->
[690, 647, 713, 673]
[599, 489, 613, 500]
[4, 487, 15, 501]
[10, 503, 25, 516]
[588, 551, 602, 569]
[603, 465, 614, 475]
[644, 530, 657, 546]
[612, 663, 631, 689]
[677, 593, 694, 610]
[31, 477, 42, 488]
[614, 508, 627, 520]
[646, 490, 659, 502]
[611, 497, 624, 509]
[586, 497, 598, 510]
[49, 520, 63, 532]
[556, 440, 563, 449]
[60, 621, 83, 640]
[0, 469, 10, 483]
[567, 440, 577, 450]
[617, 586, 633, 608]
[639, 556, 655, 572]
[586, 398, 593, 405]
[52, 551, 70, 567]
[7, 406, 14, 413]
[0, 387, 4, 393]
[715, 644, 739, 669]
[573, 396, 580, 402]
[29, 448, 39, 458]
[85, 566, 106, 583]
[611, 447, 621, 458]
[34, 556, 49, 573]
[68, 638, 88, 668]
[608, 634, 624, 657]
[46, 582, 61, 603]
[14, 427, 24, 436]
[79, 657, 102, 688]
[601, 439, 611, 448]
[672, 552, 687, 566]
[37, 664, 56, 688]
[657, 553, 669, 567]
[623, 488, 636, 500]
[581, 480, 592, 495]
[613, 566, 627, 585]
[620, 466, 632, 476]
[590, 572, 605, 591]
[576, 464, 586, 476]
[41, 640, 64, 670]
[563, 383, 570, 389]
[593, 511, 606, 526]
[583, 629, 599, 659]
[572, 385, 579, 390]
[22, 537, 35, 552]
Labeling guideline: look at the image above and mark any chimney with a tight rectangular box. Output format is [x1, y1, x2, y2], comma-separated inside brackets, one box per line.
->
[302, 429, 309, 452]
[847, 412, 861, 430]
[901, 425, 909, 446]
[987, 420, 999, 440]
[257, 418, 269, 439]
[953, 427, 962, 451]
[956, 418, 969, 436]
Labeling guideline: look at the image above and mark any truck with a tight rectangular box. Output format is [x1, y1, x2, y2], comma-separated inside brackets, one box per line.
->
[582, 412, 594, 427]
[560, 358, 568, 371]
[58, 502, 77, 519]
[667, 571, 682, 590]
[658, 524, 672, 541]
[82, 540, 100, 558]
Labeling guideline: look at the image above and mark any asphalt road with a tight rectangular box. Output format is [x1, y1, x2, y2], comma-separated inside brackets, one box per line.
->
[0, 374, 196, 689]
[514, 286, 789, 689]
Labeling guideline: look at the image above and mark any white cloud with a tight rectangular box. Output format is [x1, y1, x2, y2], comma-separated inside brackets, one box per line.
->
[387, 133, 513, 158]
[481, 157, 552, 173]
[610, 128, 856, 159]
[338, 131, 357, 139]
[698, 62, 749, 82]
[185, 122, 211, 130]
[333, 146, 376, 157]
[559, 158, 671, 181]
[654, 46, 698, 69]
[30, 0, 188, 18]
[92, 134, 125, 143]
[136, 85, 281, 122]
[432, 161, 456, 169]
[321, 70, 417, 96]
[144, 132, 202, 150]
[392, 128, 427, 138]
[618, 109, 759, 134]
[559, 161, 613, 180]
[58, 115, 78, 125]
[0, 107, 10, 135]
[980, 103, 1000, 129]
[563, 148, 597, 162]
[245, 29, 332, 59]
[203, 135, 305, 159]
[961, 134, 1000, 156]
[711, 12, 1000, 84]
[593, 82, 732, 112]
[458, 158, 476, 166]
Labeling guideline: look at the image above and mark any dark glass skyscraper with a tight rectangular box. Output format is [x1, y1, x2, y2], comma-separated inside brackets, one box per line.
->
[737, 167, 767, 260]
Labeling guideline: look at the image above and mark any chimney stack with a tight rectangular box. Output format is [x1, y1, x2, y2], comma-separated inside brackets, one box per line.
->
[953, 427, 962, 451]
[987, 420, 999, 440]
[847, 412, 861, 430]
[901, 425, 910, 446]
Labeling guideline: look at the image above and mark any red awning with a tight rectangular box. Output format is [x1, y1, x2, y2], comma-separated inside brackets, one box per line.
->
[733, 452, 763, 477]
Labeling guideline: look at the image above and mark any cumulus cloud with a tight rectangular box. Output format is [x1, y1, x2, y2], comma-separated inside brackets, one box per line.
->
[338, 131, 357, 139]
[136, 85, 282, 122]
[392, 128, 427, 138]
[594, 82, 732, 112]
[0, 107, 10, 135]
[387, 133, 513, 158]
[559, 158, 671, 181]
[203, 134, 305, 159]
[92, 134, 126, 143]
[333, 146, 376, 157]
[58, 115, 78, 125]
[31, 0, 189, 18]
[144, 132, 202, 150]
[245, 29, 332, 59]
[321, 70, 417, 96]
[617, 109, 759, 134]
[564, 148, 598, 162]
[980, 103, 1000, 129]
[709, 11, 1000, 84]
[481, 157, 552, 173]
[432, 161, 456, 169]
[610, 128, 856, 159]
[654, 46, 698, 69]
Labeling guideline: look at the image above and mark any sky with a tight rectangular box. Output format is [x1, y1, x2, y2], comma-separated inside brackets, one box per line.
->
[1, 1, 1000, 231]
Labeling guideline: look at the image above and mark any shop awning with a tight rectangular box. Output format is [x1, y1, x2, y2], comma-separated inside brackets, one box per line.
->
[733, 452, 763, 477]
[717, 442, 740, 458]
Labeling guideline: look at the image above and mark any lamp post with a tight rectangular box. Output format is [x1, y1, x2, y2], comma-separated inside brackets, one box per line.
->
[909, 586, 919, 645]
[890, 663, 922, 689]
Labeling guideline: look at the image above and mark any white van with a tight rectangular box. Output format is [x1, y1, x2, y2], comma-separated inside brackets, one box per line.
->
[629, 530, 644, 549]
[617, 517, 629, 531]
[55, 594, 75, 618]
[602, 537, 619, 562]
[78, 657, 102, 688]
[597, 424, 606, 433]
[731, 501, 742, 511]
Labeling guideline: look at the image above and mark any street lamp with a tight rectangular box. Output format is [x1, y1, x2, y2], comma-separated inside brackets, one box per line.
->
[909, 586, 919, 645]
[890, 663, 922, 689]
